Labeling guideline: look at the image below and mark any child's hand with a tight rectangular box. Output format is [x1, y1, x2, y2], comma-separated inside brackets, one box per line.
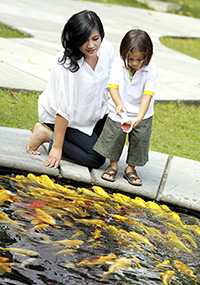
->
[131, 116, 143, 128]
[116, 104, 126, 115]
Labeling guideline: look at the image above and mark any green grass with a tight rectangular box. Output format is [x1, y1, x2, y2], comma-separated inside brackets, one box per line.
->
[158, 0, 200, 18]
[0, 21, 31, 38]
[0, 88, 38, 129]
[83, 0, 149, 9]
[0, 89, 200, 162]
[160, 36, 200, 60]
[86, 0, 200, 18]
[151, 102, 200, 162]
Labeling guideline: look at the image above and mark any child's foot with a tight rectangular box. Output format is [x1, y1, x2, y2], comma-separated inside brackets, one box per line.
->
[101, 165, 117, 182]
[123, 167, 142, 186]
[26, 122, 53, 155]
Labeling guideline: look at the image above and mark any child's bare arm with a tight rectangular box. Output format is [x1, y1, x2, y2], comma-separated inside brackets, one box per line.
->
[132, 94, 152, 128]
[109, 87, 126, 114]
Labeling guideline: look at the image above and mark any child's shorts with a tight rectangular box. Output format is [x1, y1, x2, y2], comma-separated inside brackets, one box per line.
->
[93, 116, 153, 166]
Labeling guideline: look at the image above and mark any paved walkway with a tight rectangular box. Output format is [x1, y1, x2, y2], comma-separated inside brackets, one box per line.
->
[0, 0, 200, 100]
[0, 126, 200, 213]
[0, 1, 200, 212]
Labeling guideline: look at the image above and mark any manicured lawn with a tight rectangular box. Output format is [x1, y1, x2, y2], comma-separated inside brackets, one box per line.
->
[151, 102, 200, 162]
[83, 0, 149, 9]
[160, 36, 200, 60]
[1, 88, 200, 162]
[0, 88, 38, 129]
[158, 0, 200, 18]
[0, 21, 31, 38]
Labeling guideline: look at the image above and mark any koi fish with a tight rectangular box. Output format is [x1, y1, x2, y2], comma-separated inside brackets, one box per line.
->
[77, 187, 101, 198]
[166, 231, 191, 253]
[0, 189, 16, 203]
[92, 186, 111, 199]
[0, 247, 39, 257]
[33, 223, 50, 232]
[129, 231, 153, 247]
[160, 270, 175, 285]
[0, 211, 17, 225]
[0, 256, 12, 273]
[74, 218, 106, 227]
[93, 203, 108, 216]
[174, 260, 196, 279]
[32, 208, 56, 226]
[182, 233, 197, 248]
[77, 253, 117, 267]
[102, 257, 132, 278]
[187, 225, 200, 236]
[30, 200, 47, 208]
[55, 239, 84, 249]
[156, 259, 171, 269]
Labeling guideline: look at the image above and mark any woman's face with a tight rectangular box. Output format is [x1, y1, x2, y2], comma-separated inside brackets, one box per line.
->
[79, 30, 102, 58]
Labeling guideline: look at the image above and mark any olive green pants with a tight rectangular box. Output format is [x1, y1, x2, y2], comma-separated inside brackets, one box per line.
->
[93, 116, 152, 166]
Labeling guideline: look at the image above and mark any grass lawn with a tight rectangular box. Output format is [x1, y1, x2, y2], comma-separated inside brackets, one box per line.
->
[83, 0, 149, 9]
[151, 102, 200, 162]
[0, 21, 31, 38]
[160, 36, 200, 61]
[0, 89, 38, 129]
[1, 89, 200, 162]
[158, 0, 200, 18]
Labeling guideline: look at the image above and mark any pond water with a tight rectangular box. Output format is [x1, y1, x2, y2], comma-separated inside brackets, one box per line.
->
[0, 173, 200, 285]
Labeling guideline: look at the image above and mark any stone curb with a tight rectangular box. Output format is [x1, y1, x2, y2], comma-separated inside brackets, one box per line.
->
[1, 126, 200, 213]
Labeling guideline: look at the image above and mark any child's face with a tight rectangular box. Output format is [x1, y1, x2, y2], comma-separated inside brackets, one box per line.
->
[79, 30, 102, 59]
[127, 50, 146, 73]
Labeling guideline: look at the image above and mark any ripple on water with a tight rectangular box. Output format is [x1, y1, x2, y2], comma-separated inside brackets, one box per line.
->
[0, 173, 200, 285]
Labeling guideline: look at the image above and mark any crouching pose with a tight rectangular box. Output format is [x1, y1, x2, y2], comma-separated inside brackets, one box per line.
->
[27, 10, 114, 169]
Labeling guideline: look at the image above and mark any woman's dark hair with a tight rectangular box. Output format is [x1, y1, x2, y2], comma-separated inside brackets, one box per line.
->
[120, 29, 153, 69]
[58, 10, 104, 72]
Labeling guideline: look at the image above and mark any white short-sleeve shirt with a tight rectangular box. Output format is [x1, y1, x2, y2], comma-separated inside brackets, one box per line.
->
[39, 39, 114, 135]
[108, 57, 157, 122]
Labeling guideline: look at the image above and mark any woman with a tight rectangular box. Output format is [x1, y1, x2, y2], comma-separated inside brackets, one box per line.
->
[27, 10, 114, 169]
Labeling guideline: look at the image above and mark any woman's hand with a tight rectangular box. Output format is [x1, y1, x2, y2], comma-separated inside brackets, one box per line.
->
[46, 145, 62, 168]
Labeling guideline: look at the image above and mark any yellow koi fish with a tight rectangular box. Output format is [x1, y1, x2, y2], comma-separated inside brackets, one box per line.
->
[0, 247, 39, 257]
[0, 190, 16, 203]
[55, 239, 84, 249]
[103, 257, 132, 278]
[74, 218, 106, 227]
[166, 231, 191, 253]
[0, 256, 12, 273]
[32, 208, 56, 226]
[156, 259, 171, 269]
[174, 260, 196, 279]
[77, 253, 117, 267]
[92, 186, 111, 199]
[160, 270, 175, 285]
[0, 211, 17, 225]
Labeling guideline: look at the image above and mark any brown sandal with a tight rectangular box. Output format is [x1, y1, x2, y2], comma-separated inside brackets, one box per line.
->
[101, 166, 117, 182]
[123, 169, 142, 186]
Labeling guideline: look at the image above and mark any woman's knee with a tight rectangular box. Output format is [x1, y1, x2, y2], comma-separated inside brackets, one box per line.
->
[87, 153, 105, 169]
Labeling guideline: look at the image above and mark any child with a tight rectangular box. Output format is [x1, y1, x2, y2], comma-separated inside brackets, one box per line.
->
[94, 29, 157, 186]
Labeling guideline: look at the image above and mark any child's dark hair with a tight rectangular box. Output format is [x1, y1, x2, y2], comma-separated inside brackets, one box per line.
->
[58, 10, 104, 72]
[120, 29, 153, 69]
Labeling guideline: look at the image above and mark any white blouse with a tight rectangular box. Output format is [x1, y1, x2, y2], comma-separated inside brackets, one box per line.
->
[108, 57, 157, 122]
[38, 39, 114, 135]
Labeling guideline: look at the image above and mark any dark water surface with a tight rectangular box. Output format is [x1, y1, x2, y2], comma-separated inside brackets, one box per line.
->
[0, 173, 200, 285]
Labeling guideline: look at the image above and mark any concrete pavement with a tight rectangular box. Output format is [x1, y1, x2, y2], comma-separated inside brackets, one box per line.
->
[0, 126, 200, 212]
[0, 0, 200, 100]
[0, 1, 200, 212]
